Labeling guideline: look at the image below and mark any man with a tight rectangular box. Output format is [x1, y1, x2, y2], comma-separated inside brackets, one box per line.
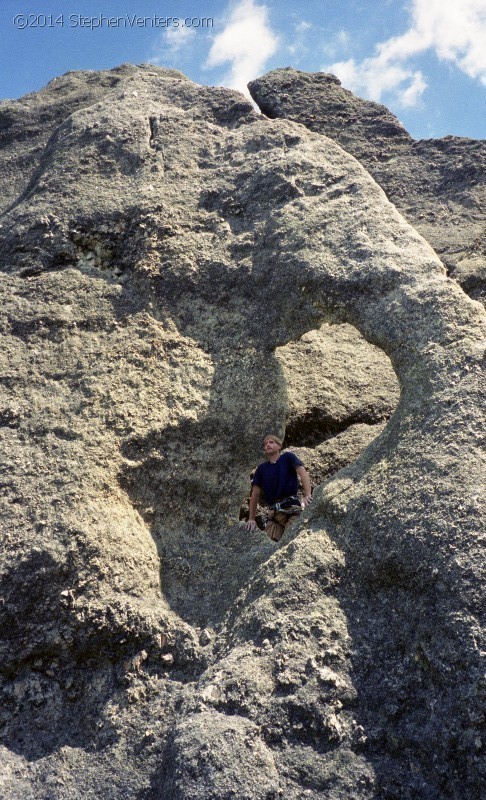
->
[245, 434, 313, 542]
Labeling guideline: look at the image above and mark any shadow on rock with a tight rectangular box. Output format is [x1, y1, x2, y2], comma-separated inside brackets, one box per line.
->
[119, 415, 276, 629]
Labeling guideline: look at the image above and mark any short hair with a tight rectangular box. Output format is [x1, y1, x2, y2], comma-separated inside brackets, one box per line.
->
[263, 434, 283, 447]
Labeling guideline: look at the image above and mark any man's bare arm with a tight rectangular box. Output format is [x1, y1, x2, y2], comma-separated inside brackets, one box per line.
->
[296, 465, 313, 507]
[246, 485, 261, 531]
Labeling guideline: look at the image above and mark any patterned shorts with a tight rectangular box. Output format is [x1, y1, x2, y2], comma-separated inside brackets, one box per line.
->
[265, 506, 302, 542]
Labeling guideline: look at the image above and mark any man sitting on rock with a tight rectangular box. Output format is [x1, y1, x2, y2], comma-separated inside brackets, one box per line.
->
[245, 434, 313, 542]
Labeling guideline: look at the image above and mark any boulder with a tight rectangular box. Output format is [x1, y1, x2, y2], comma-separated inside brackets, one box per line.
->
[249, 68, 486, 302]
[0, 65, 484, 799]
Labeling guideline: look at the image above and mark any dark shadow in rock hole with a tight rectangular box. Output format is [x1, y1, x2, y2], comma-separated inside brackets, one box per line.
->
[283, 404, 392, 449]
[118, 405, 278, 630]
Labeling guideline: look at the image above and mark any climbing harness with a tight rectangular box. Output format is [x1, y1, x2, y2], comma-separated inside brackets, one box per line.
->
[270, 495, 302, 515]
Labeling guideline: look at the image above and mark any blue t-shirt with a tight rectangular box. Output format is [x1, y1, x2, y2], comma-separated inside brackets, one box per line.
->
[252, 451, 303, 506]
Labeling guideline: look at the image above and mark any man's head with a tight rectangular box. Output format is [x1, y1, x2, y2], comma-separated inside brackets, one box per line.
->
[263, 435, 283, 456]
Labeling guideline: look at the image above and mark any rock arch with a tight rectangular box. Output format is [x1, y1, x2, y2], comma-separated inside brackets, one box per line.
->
[0, 66, 483, 798]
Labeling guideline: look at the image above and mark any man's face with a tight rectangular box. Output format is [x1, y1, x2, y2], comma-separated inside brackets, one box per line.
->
[263, 438, 282, 457]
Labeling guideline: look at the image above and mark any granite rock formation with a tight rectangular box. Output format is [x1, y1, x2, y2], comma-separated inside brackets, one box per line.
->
[0, 65, 484, 800]
[249, 68, 486, 302]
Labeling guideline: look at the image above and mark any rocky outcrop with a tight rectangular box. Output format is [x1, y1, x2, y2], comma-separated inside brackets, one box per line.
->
[249, 68, 486, 302]
[0, 65, 484, 800]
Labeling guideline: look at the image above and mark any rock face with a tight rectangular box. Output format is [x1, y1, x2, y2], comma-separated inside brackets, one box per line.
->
[249, 68, 486, 302]
[277, 323, 399, 448]
[0, 65, 484, 800]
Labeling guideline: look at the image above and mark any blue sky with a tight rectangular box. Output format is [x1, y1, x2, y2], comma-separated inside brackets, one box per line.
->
[1, 0, 485, 139]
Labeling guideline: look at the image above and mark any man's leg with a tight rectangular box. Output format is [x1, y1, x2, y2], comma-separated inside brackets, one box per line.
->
[265, 508, 301, 542]
[265, 510, 286, 542]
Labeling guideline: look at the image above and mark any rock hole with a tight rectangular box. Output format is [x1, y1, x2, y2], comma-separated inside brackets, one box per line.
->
[240, 322, 400, 521]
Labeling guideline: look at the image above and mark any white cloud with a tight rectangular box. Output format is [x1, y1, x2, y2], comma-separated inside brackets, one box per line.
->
[324, 0, 486, 107]
[321, 29, 351, 60]
[205, 0, 279, 94]
[327, 55, 426, 107]
[296, 21, 312, 34]
[288, 20, 312, 59]
[150, 23, 196, 65]
[164, 25, 196, 54]
[400, 71, 428, 107]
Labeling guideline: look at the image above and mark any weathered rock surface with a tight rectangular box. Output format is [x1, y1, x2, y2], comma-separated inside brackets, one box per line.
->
[249, 68, 486, 302]
[277, 323, 399, 448]
[0, 64, 484, 800]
